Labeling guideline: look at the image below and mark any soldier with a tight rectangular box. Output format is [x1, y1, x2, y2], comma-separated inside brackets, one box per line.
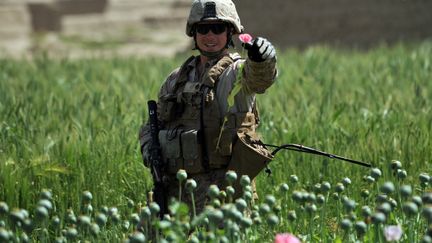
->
[139, 0, 277, 214]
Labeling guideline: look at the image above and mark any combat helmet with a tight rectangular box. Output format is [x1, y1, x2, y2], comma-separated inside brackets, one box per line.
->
[186, 0, 243, 37]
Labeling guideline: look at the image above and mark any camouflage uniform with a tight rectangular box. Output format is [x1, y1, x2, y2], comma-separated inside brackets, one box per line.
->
[138, 0, 277, 215]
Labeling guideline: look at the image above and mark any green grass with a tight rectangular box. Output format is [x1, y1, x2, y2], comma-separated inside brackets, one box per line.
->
[0, 41, 431, 242]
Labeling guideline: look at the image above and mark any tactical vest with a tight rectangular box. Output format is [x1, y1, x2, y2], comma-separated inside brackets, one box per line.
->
[158, 54, 261, 174]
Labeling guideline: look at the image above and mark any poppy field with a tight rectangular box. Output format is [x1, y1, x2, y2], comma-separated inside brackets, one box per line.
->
[0, 41, 431, 242]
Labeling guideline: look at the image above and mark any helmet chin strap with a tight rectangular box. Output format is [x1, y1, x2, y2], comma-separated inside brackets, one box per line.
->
[199, 49, 225, 58]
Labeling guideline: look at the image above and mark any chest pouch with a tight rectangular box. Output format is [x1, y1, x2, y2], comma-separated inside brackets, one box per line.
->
[159, 129, 183, 174]
[181, 129, 205, 174]
[159, 128, 206, 174]
[158, 94, 183, 122]
[182, 82, 203, 106]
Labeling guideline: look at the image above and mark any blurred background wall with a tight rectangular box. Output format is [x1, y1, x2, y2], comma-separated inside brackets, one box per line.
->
[1, 0, 432, 58]
[235, 0, 432, 48]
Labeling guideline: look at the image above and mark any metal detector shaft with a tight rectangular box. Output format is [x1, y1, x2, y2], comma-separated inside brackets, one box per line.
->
[262, 143, 371, 168]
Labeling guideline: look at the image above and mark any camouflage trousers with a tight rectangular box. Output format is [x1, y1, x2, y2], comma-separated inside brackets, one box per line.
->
[166, 169, 258, 216]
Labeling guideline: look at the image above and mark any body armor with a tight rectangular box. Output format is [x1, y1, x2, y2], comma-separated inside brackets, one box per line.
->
[157, 54, 271, 175]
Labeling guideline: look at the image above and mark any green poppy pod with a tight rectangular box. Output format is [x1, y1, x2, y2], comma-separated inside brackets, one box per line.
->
[51, 216, 61, 228]
[370, 168, 382, 179]
[290, 175, 299, 184]
[207, 209, 223, 225]
[422, 206, 432, 223]
[364, 176, 376, 184]
[95, 213, 107, 227]
[377, 202, 392, 215]
[139, 206, 151, 219]
[380, 181, 395, 194]
[108, 207, 118, 216]
[78, 215, 91, 227]
[335, 183, 345, 193]
[259, 203, 271, 216]
[264, 195, 276, 207]
[331, 192, 339, 200]
[0, 202, 9, 216]
[342, 177, 352, 187]
[243, 191, 252, 202]
[176, 169, 188, 182]
[292, 191, 303, 203]
[100, 206, 109, 215]
[266, 214, 279, 226]
[128, 231, 146, 243]
[253, 216, 262, 225]
[403, 202, 419, 216]
[225, 170, 238, 185]
[226, 186, 235, 197]
[422, 193, 432, 204]
[65, 227, 78, 240]
[317, 194, 326, 205]
[20, 232, 30, 243]
[287, 210, 297, 221]
[354, 221, 367, 235]
[35, 206, 49, 220]
[240, 175, 251, 187]
[279, 183, 289, 193]
[185, 179, 197, 193]
[212, 198, 221, 208]
[360, 189, 370, 198]
[419, 173, 430, 184]
[306, 204, 317, 214]
[149, 202, 160, 215]
[340, 218, 352, 231]
[397, 169, 407, 180]
[343, 199, 356, 212]
[240, 217, 253, 228]
[412, 196, 423, 208]
[321, 181, 331, 192]
[371, 212, 386, 224]
[0, 228, 9, 242]
[40, 189, 53, 201]
[361, 206, 372, 218]
[130, 213, 140, 225]
[235, 198, 247, 212]
[400, 185, 412, 198]
[127, 199, 135, 209]
[90, 223, 100, 236]
[390, 160, 402, 170]
[208, 185, 220, 199]
[81, 191, 93, 204]
[111, 213, 121, 224]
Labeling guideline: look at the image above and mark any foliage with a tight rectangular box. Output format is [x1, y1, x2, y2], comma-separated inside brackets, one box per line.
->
[0, 41, 432, 241]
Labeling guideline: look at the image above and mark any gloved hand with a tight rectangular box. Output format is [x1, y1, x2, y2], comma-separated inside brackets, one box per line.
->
[243, 37, 276, 62]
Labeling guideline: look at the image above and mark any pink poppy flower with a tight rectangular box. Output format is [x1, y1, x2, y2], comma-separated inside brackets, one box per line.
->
[275, 233, 301, 243]
[384, 225, 403, 242]
[239, 33, 253, 44]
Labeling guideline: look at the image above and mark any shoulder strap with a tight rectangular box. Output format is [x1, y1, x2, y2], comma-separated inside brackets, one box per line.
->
[202, 54, 236, 88]
[172, 55, 196, 93]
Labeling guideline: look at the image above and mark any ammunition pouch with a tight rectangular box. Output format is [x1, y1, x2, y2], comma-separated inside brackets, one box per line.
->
[159, 128, 205, 174]
[158, 94, 183, 122]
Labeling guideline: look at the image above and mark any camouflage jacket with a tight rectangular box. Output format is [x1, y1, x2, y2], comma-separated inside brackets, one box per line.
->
[138, 52, 277, 168]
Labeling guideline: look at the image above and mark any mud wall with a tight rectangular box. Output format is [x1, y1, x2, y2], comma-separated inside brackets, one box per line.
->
[235, 0, 432, 48]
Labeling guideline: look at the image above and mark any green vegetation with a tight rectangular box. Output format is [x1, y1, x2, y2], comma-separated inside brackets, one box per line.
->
[0, 41, 431, 242]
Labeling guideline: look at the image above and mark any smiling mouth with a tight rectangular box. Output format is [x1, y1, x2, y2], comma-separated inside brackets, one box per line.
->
[204, 43, 217, 47]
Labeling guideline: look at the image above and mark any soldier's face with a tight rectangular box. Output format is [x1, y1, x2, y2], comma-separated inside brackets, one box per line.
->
[195, 22, 228, 53]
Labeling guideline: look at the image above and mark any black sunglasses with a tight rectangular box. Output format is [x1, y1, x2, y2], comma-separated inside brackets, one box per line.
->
[195, 23, 227, 35]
